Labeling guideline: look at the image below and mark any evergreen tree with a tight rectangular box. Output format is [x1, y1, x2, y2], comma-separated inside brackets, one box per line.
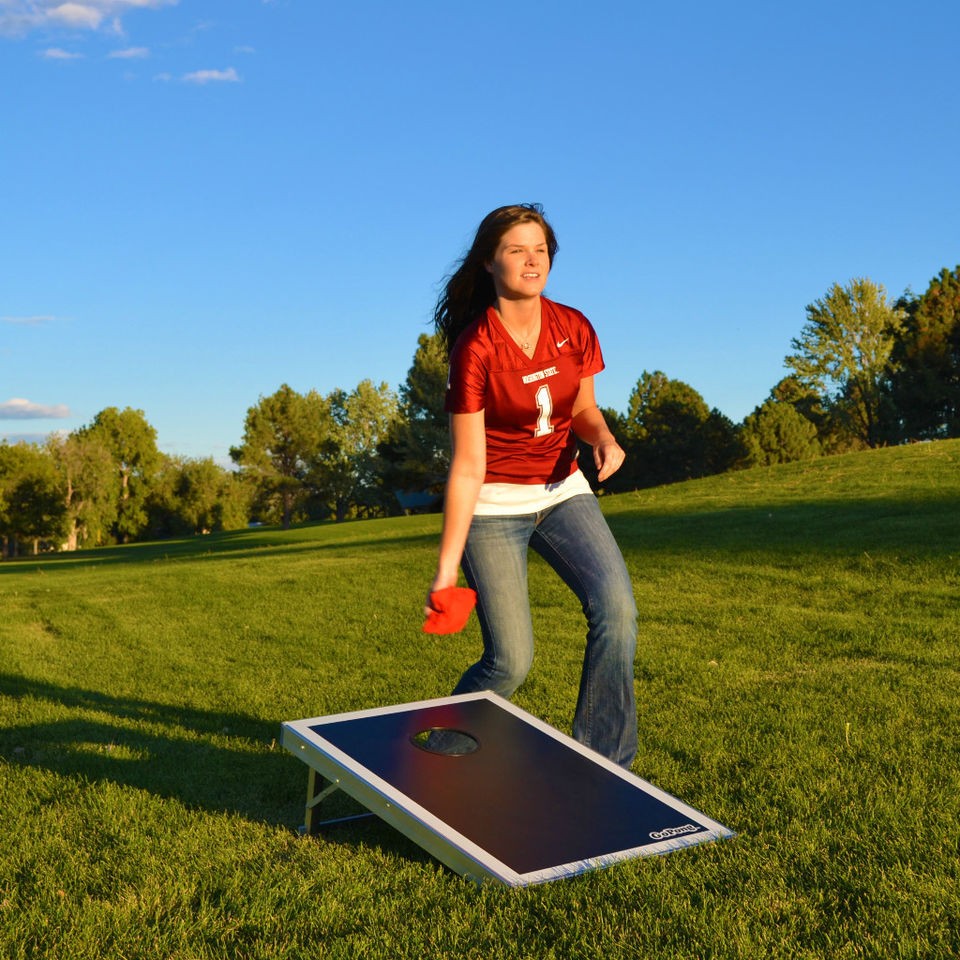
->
[887, 266, 960, 440]
[380, 333, 449, 503]
[741, 399, 822, 466]
[616, 371, 737, 489]
[231, 384, 330, 529]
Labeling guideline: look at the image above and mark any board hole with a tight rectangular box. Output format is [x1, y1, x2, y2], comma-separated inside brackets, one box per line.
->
[410, 728, 479, 756]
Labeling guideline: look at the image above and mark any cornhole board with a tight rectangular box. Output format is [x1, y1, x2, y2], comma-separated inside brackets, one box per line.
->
[280, 691, 733, 887]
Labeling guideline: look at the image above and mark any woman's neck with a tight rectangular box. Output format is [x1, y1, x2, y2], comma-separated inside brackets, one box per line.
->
[495, 294, 541, 329]
[494, 295, 542, 355]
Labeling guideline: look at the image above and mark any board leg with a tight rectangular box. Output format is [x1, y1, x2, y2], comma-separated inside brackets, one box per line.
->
[301, 768, 375, 835]
[303, 768, 337, 835]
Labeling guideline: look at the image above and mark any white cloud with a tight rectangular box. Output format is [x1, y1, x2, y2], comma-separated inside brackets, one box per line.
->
[49, 3, 103, 29]
[41, 46, 83, 58]
[108, 45, 148, 58]
[0, 398, 71, 420]
[183, 66, 239, 85]
[1, 315, 57, 325]
[0, 1, 178, 36]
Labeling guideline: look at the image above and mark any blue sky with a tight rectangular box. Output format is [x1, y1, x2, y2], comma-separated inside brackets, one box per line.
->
[3, 0, 959, 465]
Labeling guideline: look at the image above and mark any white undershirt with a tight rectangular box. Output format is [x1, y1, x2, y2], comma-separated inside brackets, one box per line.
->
[472, 468, 594, 517]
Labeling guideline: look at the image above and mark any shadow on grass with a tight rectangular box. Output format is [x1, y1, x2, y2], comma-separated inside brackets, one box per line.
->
[3, 490, 958, 577]
[0, 671, 434, 866]
[605, 492, 960, 558]
[0, 525, 440, 574]
[0, 671, 292, 821]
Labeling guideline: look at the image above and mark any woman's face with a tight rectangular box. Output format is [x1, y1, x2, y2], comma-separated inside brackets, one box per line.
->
[485, 221, 550, 301]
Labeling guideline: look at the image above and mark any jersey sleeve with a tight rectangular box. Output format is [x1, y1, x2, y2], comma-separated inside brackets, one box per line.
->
[578, 313, 605, 379]
[445, 337, 487, 414]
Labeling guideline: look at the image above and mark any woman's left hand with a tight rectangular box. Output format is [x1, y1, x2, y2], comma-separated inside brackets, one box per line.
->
[594, 439, 626, 483]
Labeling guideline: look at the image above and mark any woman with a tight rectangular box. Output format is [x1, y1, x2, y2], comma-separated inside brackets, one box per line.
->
[427, 203, 638, 768]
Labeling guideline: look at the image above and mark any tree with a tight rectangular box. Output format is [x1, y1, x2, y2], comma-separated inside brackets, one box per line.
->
[81, 407, 160, 542]
[701, 409, 745, 476]
[887, 266, 960, 440]
[614, 371, 739, 489]
[47, 431, 118, 550]
[316, 380, 401, 521]
[380, 333, 449, 500]
[576, 406, 628, 491]
[175, 457, 250, 533]
[741, 399, 822, 467]
[0, 456, 7, 556]
[767, 376, 848, 454]
[231, 384, 330, 529]
[785, 278, 904, 448]
[145, 455, 189, 539]
[148, 455, 252, 537]
[0, 442, 68, 557]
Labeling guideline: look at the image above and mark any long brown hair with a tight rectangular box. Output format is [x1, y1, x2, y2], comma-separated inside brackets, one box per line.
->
[433, 203, 558, 358]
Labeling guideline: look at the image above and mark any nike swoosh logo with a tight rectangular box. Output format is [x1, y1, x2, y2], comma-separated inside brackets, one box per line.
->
[556, 338, 569, 348]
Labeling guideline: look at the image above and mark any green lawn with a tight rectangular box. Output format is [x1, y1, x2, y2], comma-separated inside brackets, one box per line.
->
[2, 440, 958, 958]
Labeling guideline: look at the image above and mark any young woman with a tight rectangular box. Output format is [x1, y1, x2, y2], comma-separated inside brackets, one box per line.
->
[427, 203, 638, 768]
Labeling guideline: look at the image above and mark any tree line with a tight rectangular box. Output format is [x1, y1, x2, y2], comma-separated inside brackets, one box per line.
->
[2, 264, 957, 557]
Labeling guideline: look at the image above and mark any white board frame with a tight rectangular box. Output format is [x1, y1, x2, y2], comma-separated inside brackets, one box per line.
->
[281, 691, 734, 887]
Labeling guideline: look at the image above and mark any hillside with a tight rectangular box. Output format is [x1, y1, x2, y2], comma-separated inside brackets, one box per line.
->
[1, 439, 958, 959]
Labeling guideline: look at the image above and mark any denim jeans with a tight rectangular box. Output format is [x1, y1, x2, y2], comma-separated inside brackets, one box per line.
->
[452, 493, 638, 768]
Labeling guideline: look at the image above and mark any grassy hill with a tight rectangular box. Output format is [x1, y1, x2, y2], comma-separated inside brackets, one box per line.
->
[1, 440, 958, 958]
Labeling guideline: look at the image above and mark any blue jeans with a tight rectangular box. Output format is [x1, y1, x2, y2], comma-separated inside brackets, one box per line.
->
[453, 493, 638, 768]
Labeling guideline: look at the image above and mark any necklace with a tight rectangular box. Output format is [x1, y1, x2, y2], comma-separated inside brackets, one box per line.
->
[511, 324, 539, 352]
[497, 308, 540, 352]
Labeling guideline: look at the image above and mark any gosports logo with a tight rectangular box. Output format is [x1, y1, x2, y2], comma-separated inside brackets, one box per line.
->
[649, 823, 701, 840]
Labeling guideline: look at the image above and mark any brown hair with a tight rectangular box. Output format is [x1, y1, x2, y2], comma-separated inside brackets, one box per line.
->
[433, 203, 558, 358]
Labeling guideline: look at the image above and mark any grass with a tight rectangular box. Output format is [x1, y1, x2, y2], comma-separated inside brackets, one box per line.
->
[1, 440, 958, 958]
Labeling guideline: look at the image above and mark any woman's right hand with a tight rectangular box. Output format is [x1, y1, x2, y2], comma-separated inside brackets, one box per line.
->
[427, 410, 486, 613]
[425, 570, 458, 613]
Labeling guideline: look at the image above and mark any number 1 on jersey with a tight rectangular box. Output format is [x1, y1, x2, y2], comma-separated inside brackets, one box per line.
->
[534, 385, 554, 437]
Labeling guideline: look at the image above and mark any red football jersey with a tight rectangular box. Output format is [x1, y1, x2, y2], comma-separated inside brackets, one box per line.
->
[446, 297, 605, 484]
